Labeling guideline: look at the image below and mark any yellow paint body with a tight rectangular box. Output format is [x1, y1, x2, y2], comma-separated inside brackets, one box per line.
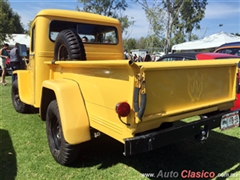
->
[15, 9, 240, 145]
[42, 79, 91, 144]
[44, 59, 238, 144]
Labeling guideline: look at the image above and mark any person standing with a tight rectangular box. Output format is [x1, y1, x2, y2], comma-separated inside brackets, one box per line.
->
[9, 43, 23, 83]
[144, 51, 152, 62]
[0, 43, 9, 86]
[124, 50, 129, 60]
[128, 51, 134, 61]
[133, 54, 138, 62]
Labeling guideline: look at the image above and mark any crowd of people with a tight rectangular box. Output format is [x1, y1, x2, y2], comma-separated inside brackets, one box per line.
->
[124, 50, 161, 62]
[0, 43, 24, 86]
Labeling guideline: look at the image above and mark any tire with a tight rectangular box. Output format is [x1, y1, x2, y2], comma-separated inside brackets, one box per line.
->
[11, 80, 30, 113]
[46, 100, 81, 165]
[54, 29, 86, 61]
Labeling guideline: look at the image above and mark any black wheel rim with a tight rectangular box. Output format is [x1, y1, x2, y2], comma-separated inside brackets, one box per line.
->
[52, 116, 61, 150]
[14, 94, 21, 106]
[13, 87, 21, 107]
[58, 44, 69, 60]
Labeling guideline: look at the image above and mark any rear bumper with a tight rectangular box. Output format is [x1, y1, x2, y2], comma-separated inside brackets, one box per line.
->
[124, 110, 240, 156]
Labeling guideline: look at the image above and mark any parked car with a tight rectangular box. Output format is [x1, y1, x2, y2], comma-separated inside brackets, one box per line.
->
[157, 52, 240, 111]
[214, 41, 240, 56]
[158, 52, 240, 61]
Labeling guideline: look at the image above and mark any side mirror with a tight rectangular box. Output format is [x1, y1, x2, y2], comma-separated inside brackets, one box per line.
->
[18, 44, 28, 57]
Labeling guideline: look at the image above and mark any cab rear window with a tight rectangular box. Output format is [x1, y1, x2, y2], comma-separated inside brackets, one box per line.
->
[49, 20, 118, 44]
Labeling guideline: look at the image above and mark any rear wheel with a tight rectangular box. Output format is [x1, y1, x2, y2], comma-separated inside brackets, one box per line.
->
[46, 100, 81, 165]
[11, 80, 30, 113]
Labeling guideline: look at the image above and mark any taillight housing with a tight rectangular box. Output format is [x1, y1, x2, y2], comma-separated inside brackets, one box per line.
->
[115, 102, 130, 117]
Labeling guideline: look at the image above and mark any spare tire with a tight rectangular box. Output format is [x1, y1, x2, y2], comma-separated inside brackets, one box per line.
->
[54, 29, 86, 61]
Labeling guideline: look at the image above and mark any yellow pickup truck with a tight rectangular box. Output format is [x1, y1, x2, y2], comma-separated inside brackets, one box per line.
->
[11, 9, 240, 166]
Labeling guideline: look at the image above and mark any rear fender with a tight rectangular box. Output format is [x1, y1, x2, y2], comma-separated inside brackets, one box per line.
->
[41, 79, 90, 144]
[13, 70, 33, 105]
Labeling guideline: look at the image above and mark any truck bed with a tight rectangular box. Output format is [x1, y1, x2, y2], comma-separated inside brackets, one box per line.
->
[46, 59, 239, 140]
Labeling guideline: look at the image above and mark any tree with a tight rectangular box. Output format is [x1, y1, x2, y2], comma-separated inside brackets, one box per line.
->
[124, 36, 163, 53]
[77, 0, 134, 34]
[136, 37, 147, 49]
[231, 33, 240, 37]
[175, 0, 207, 41]
[123, 38, 137, 50]
[136, 0, 207, 54]
[26, 20, 33, 36]
[0, 0, 25, 44]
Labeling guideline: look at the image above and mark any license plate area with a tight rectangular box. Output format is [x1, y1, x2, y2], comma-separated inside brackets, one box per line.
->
[220, 111, 240, 130]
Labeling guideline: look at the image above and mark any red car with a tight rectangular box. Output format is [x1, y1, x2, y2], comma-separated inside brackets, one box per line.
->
[158, 52, 240, 111]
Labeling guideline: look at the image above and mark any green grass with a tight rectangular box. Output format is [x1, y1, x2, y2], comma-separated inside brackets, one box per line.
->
[0, 76, 240, 180]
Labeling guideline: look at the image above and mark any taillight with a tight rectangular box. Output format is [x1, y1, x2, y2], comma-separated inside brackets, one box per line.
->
[115, 102, 130, 117]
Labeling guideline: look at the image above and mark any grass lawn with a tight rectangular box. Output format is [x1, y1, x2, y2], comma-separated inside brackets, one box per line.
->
[0, 76, 240, 180]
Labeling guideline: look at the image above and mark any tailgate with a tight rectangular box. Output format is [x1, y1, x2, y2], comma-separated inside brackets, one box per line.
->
[134, 59, 239, 121]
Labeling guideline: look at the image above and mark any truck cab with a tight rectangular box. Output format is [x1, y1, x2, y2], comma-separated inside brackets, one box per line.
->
[15, 9, 124, 109]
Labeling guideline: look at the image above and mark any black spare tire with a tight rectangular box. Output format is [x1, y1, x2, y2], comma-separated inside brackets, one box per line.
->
[54, 29, 86, 61]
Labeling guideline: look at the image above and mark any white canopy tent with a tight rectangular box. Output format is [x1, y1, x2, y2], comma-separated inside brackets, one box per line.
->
[5, 34, 30, 48]
[172, 32, 240, 51]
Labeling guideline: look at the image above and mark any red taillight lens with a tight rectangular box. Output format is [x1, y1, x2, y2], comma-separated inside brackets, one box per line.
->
[116, 102, 130, 117]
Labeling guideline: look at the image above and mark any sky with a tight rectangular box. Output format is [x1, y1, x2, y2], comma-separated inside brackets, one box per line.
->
[8, 0, 240, 40]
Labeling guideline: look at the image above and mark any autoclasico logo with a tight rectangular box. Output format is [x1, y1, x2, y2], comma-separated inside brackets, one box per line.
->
[155, 170, 215, 178]
[142, 170, 238, 179]
[181, 170, 215, 178]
